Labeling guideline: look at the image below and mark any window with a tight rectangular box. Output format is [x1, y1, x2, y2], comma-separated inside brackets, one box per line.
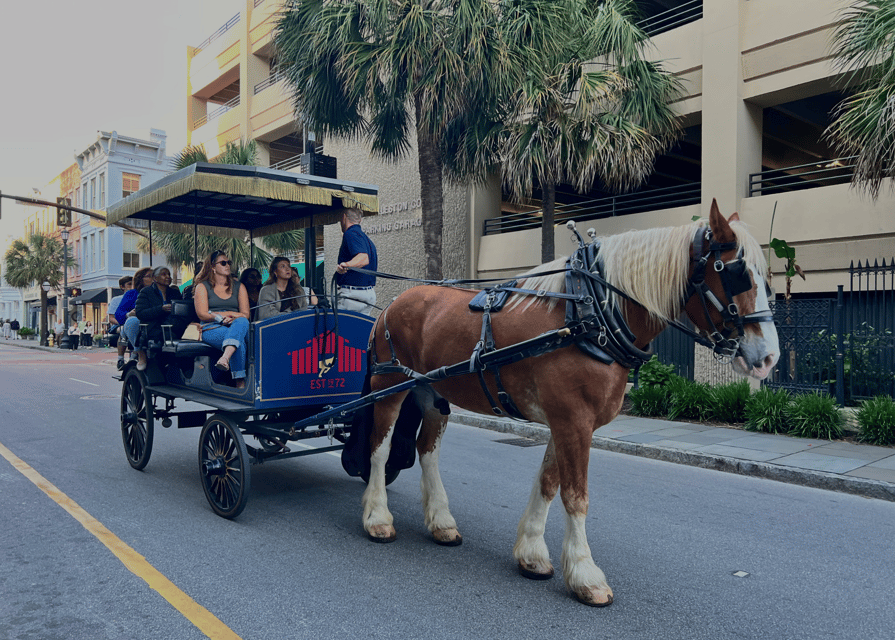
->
[90, 178, 96, 208]
[82, 184, 88, 208]
[99, 230, 105, 269]
[123, 231, 140, 269]
[99, 173, 106, 209]
[90, 234, 96, 271]
[74, 240, 80, 275]
[123, 172, 140, 198]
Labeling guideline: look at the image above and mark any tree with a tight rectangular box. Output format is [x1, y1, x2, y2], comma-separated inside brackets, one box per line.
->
[826, 0, 895, 199]
[275, 0, 502, 280]
[143, 139, 304, 273]
[3, 234, 66, 345]
[494, 1, 682, 262]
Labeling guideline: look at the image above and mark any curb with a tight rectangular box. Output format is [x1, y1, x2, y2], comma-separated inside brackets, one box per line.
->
[450, 411, 895, 503]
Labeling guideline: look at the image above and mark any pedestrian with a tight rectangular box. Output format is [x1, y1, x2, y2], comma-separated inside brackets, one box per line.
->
[2, 318, 9, 340]
[54, 318, 65, 346]
[109, 275, 134, 369]
[335, 207, 378, 315]
[68, 320, 80, 350]
[10, 318, 20, 341]
[84, 321, 94, 348]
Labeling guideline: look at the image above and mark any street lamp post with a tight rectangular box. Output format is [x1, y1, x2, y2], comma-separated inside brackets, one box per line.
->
[59, 228, 70, 350]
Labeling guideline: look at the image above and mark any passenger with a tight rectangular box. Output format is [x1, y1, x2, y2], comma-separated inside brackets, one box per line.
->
[109, 275, 134, 370]
[239, 268, 263, 321]
[132, 266, 190, 371]
[256, 256, 318, 321]
[181, 261, 202, 300]
[119, 268, 154, 363]
[193, 250, 251, 388]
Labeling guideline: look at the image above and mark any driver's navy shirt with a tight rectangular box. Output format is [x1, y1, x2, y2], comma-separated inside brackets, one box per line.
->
[336, 224, 377, 288]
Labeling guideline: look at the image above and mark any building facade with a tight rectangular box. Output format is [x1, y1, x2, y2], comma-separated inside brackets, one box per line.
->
[186, 0, 893, 306]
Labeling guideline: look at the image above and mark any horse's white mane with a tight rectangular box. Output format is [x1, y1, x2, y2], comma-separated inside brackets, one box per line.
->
[510, 220, 767, 322]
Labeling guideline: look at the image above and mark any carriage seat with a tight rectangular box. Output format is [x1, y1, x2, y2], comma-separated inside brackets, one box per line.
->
[161, 338, 222, 360]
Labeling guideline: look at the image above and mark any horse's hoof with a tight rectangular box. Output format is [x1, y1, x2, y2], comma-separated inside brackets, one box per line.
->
[518, 561, 554, 581]
[573, 588, 614, 608]
[367, 525, 397, 543]
[433, 529, 462, 546]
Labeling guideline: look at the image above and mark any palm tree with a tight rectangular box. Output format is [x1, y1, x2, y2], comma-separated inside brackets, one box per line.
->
[3, 234, 66, 345]
[826, 0, 895, 199]
[490, 1, 681, 262]
[274, 0, 504, 280]
[145, 139, 304, 274]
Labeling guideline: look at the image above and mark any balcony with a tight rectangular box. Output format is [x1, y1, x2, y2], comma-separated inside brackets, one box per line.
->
[194, 13, 240, 53]
[194, 95, 241, 129]
[749, 157, 857, 197]
[483, 182, 702, 236]
[637, 0, 703, 37]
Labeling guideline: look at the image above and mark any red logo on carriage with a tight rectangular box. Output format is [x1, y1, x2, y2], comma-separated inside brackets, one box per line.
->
[289, 332, 365, 377]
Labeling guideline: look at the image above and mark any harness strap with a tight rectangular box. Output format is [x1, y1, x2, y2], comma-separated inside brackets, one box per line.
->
[470, 291, 527, 420]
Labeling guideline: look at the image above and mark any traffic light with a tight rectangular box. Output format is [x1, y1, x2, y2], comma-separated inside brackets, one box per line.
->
[57, 197, 72, 227]
[68, 287, 81, 298]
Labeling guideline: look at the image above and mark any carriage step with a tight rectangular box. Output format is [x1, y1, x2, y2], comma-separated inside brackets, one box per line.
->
[495, 437, 545, 448]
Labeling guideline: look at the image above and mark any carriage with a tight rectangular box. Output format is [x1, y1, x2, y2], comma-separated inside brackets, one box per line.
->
[108, 163, 387, 518]
[108, 165, 780, 606]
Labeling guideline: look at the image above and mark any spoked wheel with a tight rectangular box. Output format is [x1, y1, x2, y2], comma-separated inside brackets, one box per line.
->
[120, 368, 154, 470]
[199, 414, 251, 519]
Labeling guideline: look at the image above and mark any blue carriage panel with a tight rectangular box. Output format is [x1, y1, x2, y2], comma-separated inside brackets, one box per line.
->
[253, 310, 374, 410]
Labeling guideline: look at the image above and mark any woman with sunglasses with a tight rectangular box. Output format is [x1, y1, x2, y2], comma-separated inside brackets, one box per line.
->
[256, 256, 318, 321]
[193, 251, 251, 388]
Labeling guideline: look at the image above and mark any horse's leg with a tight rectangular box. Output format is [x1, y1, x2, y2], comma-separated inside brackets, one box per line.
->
[361, 388, 408, 542]
[416, 391, 462, 546]
[554, 421, 613, 607]
[514, 436, 559, 579]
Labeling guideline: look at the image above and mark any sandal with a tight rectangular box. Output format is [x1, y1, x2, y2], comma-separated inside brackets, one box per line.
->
[215, 357, 230, 372]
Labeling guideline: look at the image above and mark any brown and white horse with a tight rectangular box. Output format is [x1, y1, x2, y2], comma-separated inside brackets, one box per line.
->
[361, 201, 779, 606]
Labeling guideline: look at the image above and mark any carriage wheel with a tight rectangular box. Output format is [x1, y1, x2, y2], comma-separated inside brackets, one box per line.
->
[361, 466, 401, 486]
[199, 415, 251, 519]
[120, 369, 154, 470]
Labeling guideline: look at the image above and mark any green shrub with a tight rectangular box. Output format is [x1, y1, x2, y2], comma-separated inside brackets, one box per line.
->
[744, 387, 791, 434]
[785, 392, 843, 440]
[711, 380, 751, 423]
[856, 396, 895, 446]
[667, 378, 714, 421]
[628, 384, 673, 417]
[638, 355, 676, 388]
[17, 327, 35, 336]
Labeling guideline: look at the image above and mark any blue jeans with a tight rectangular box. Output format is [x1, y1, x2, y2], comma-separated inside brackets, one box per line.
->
[122, 316, 141, 351]
[201, 318, 249, 379]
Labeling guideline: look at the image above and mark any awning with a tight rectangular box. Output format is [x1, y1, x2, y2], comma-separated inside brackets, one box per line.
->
[104, 163, 379, 237]
[69, 288, 108, 304]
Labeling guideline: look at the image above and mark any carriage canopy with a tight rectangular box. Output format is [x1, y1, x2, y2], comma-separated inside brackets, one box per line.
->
[104, 162, 378, 238]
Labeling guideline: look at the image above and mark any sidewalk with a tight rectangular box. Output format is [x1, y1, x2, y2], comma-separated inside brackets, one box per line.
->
[450, 408, 895, 502]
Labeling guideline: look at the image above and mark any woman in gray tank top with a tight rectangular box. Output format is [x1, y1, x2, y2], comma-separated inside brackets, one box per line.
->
[193, 250, 251, 388]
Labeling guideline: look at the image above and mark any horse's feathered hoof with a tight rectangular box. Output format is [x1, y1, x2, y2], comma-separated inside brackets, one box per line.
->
[433, 529, 462, 546]
[518, 562, 554, 581]
[367, 524, 397, 543]
[573, 590, 614, 607]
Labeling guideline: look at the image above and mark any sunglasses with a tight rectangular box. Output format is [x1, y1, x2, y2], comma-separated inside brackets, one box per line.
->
[216, 260, 232, 266]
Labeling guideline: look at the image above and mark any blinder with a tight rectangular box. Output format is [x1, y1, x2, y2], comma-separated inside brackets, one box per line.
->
[684, 227, 773, 363]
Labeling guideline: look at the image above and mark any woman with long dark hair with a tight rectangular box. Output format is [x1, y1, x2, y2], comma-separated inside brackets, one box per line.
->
[239, 267, 263, 321]
[256, 256, 317, 321]
[193, 250, 251, 387]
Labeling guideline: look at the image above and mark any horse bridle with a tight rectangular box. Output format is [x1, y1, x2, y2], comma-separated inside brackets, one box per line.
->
[683, 226, 774, 363]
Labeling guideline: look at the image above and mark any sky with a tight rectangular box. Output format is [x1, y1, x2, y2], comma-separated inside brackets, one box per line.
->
[0, 0, 246, 239]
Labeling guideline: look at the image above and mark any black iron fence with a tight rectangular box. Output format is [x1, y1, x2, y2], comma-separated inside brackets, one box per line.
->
[764, 260, 895, 403]
[638, 1, 703, 37]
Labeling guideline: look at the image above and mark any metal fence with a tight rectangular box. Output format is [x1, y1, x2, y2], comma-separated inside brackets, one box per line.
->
[748, 156, 857, 197]
[638, 0, 703, 37]
[764, 260, 895, 403]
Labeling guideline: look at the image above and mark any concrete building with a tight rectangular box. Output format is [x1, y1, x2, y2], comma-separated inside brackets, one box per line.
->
[186, 0, 893, 308]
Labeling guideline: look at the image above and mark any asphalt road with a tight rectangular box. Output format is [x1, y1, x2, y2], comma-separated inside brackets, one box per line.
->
[2, 342, 894, 639]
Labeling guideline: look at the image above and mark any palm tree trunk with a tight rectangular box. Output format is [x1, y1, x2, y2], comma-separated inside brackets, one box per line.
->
[415, 99, 444, 281]
[541, 182, 556, 264]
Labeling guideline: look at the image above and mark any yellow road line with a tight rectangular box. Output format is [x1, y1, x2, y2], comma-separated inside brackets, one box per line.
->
[0, 440, 241, 640]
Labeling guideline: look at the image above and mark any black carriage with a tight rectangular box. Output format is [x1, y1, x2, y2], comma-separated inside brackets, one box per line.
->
[107, 163, 386, 518]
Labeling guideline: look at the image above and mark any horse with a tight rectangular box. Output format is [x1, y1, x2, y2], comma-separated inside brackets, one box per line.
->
[360, 200, 780, 607]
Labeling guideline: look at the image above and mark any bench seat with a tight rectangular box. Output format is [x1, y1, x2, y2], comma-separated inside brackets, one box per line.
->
[161, 339, 222, 359]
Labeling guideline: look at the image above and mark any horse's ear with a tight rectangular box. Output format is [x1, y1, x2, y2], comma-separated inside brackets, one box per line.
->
[709, 198, 735, 242]
[729, 212, 740, 222]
